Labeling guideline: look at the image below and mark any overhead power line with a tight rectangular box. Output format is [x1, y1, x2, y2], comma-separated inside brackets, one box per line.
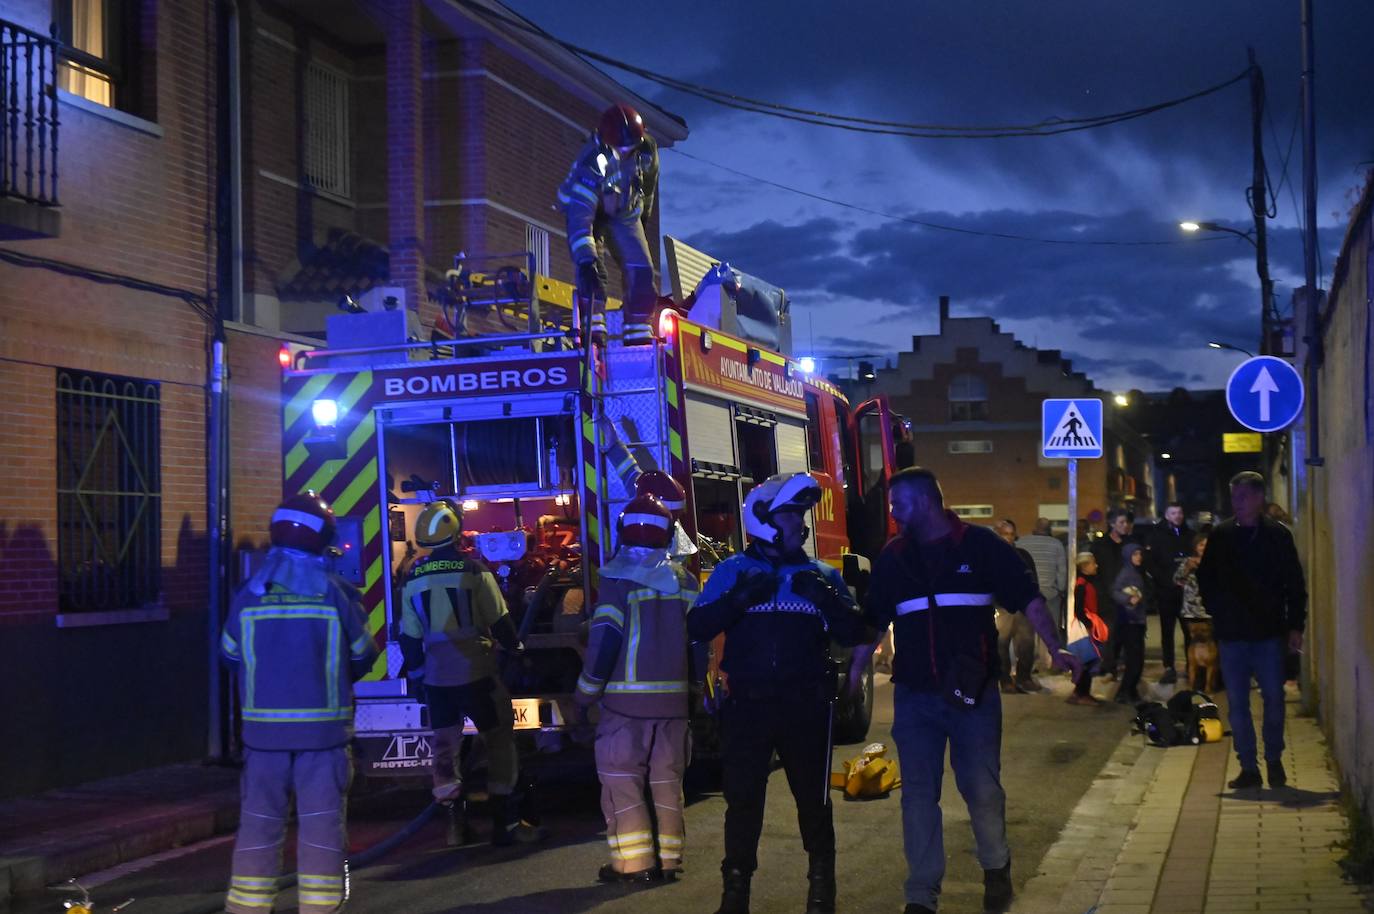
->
[457, 0, 1249, 140]
[666, 148, 1231, 247]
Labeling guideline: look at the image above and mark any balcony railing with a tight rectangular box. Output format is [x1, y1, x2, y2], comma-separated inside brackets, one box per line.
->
[1, 18, 59, 206]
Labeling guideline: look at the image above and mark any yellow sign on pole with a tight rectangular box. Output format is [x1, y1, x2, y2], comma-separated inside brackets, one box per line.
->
[1223, 432, 1263, 453]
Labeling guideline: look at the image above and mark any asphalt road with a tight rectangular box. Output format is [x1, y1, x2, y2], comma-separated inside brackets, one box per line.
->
[32, 675, 1138, 914]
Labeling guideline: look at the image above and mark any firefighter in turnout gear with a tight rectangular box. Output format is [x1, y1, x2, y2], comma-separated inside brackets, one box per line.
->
[557, 102, 660, 346]
[688, 473, 876, 914]
[575, 493, 698, 884]
[221, 492, 377, 914]
[399, 501, 547, 845]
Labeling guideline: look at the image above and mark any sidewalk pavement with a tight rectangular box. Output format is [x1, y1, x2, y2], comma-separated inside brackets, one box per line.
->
[1015, 678, 1373, 914]
[0, 763, 240, 906]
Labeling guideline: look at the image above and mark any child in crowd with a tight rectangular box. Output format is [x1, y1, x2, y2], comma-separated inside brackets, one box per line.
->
[1112, 543, 1151, 704]
[1067, 552, 1108, 706]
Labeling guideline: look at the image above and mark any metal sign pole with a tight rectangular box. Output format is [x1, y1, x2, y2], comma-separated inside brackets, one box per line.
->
[1066, 457, 1077, 636]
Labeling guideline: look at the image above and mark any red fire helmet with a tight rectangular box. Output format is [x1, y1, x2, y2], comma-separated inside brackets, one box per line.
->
[618, 494, 673, 549]
[269, 490, 337, 554]
[598, 103, 646, 150]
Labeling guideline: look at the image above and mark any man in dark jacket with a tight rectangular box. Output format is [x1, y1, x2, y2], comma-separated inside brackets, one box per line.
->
[1197, 472, 1307, 790]
[689, 472, 874, 914]
[1145, 502, 1195, 684]
[855, 468, 1081, 914]
[1090, 508, 1133, 677]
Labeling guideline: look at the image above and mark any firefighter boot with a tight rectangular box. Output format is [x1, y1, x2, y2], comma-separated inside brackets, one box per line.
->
[804, 852, 836, 913]
[714, 867, 751, 914]
[490, 793, 548, 846]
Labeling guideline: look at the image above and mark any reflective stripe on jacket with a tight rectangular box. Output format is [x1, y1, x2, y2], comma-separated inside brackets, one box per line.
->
[221, 579, 375, 751]
[577, 571, 696, 719]
[400, 548, 508, 687]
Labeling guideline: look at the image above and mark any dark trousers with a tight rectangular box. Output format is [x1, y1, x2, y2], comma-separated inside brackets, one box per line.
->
[720, 694, 835, 875]
[1117, 623, 1146, 699]
[1157, 592, 1182, 669]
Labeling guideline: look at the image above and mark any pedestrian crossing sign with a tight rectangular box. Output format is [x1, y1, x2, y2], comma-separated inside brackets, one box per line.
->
[1042, 399, 1103, 459]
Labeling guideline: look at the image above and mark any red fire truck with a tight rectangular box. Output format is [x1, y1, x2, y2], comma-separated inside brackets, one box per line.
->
[279, 259, 910, 776]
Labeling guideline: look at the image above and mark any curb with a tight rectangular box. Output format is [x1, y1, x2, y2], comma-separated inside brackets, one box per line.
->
[0, 795, 240, 903]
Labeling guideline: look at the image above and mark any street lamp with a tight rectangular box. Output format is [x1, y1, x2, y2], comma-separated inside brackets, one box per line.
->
[1207, 340, 1255, 358]
[1113, 393, 1129, 407]
[1179, 220, 1258, 249]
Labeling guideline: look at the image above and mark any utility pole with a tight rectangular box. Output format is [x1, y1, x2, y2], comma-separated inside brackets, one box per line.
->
[1247, 48, 1274, 355]
[1300, 0, 1323, 466]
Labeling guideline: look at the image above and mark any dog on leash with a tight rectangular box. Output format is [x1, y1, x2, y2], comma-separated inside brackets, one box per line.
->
[1186, 620, 1220, 692]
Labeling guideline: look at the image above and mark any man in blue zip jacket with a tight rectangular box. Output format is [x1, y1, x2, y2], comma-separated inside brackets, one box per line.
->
[855, 467, 1081, 914]
[689, 472, 875, 914]
[221, 492, 377, 914]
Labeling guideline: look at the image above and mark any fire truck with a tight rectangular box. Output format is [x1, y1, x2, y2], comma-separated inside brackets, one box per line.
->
[279, 254, 911, 776]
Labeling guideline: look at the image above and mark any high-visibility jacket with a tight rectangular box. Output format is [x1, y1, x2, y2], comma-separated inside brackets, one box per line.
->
[556, 133, 659, 265]
[221, 576, 375, 751]
[400, 547, 510, 686]
[577, 549, 696, 719]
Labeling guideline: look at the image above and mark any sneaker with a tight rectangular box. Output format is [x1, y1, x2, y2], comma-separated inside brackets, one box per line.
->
[1066, 693, 1101, 706]
[1228, 768, 1263, 790]
[1267, 760, 1288, 788]
[1015, 677, 1044, 693]
[1159, 668, 1178, 685]
[999, 678, 1024, 695]
[983, 861, 1013, 912]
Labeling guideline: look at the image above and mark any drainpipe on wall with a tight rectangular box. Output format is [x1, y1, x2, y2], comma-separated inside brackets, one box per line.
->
[207, 0, 244, 762]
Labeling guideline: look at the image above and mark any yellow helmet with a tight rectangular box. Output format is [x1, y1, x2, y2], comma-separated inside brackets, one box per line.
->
[415, 502, 461, 547]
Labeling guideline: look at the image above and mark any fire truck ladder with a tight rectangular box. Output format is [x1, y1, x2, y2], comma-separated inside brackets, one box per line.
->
[591, 313, 671, 568]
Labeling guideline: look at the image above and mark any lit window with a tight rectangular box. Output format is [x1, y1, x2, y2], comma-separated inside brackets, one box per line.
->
[951, 505, 994, 519]
[56, 0, 132, 110]
[948, 373, 989, 422]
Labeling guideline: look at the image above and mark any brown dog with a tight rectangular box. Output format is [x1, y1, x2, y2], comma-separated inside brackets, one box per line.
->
[1186, 620, 1221, 692]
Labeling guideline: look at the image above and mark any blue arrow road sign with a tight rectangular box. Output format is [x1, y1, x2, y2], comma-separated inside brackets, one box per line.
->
[1043, 399, 1103, 458]
[1225, 356, 1304, 432]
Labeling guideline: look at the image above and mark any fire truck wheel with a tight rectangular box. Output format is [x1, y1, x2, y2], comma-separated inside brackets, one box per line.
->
[833, 655, 875, 745]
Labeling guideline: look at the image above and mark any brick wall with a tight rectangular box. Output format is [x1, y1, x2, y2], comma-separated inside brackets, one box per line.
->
[881, 349, 1110, 535]
[226, 330, 286, 551]
[0, 0, 216, 795]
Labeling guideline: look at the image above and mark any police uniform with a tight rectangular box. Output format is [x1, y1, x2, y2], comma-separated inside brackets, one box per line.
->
[399, 544, 523, 822]
[689, 543, 871, 909]
[221, 547, 376, 914]
[576, 543, 697, 878]
[557, 132, 660, 344]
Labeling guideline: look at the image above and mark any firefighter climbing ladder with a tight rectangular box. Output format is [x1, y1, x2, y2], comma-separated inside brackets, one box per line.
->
[589, 310, 673, 567]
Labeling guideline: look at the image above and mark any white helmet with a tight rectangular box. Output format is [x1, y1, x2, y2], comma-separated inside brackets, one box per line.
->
[744, 472, 822, 546]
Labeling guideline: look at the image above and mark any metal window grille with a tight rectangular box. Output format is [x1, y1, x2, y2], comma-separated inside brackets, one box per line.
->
[304, 60, 349, 198]
[56, 370, 161, 612]
[524, 223, 550, 277]
[1, 17, 61, 204]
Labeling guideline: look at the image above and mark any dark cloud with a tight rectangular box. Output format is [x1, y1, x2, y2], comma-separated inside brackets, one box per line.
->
[506, 1, 1372, 385]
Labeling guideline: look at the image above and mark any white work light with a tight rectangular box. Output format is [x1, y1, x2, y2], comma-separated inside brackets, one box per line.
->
[312, 399, 339, 428]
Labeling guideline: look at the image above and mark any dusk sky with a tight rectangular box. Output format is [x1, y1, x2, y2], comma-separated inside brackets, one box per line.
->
[505, 1, 1373, 392]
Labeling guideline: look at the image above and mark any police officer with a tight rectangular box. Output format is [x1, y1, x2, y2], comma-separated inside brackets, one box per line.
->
[575, 493, 697, 883]
[399, 501, 546, 845]
[221, 492, 377, 914]
[557, 102, 660, 345]
[688, 472, 874, 914]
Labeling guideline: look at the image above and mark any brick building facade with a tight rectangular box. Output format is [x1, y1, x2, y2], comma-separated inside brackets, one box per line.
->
[860, 298, 1154, 538]
[0, 0, 685, 796]
[0, 0, 219, 796]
